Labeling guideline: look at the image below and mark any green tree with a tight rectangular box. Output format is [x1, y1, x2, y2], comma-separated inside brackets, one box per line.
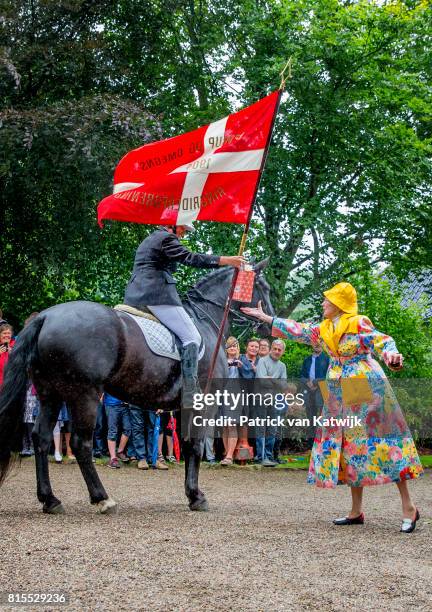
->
[0, 0, 238, 325]
[1, 0, 112, 106]
[2, 0, 431, 330]
[0, 96, 160, 323]
[102, 0, 234, 127]
[356, 272, 432, 378]
[224, 0, 432, 313]
[0, 1, 163, 324]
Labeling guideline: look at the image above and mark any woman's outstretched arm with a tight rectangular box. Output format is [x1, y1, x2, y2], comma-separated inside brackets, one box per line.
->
[241, 301, 320, 346]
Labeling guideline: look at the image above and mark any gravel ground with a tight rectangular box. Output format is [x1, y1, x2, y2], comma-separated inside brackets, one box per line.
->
[0, 459, 431, 612]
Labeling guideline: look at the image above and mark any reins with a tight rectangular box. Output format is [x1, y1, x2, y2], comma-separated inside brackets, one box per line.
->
[184, 286, 262, 342]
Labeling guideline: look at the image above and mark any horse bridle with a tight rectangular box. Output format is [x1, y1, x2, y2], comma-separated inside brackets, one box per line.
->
[184, 286, 264, 341]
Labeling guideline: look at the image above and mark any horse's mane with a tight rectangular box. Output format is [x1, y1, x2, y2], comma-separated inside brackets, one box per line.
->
[192, 266, 269, 293]
[192, 267, 233, 290]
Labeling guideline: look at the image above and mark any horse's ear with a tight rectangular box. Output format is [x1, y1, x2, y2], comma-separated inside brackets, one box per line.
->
[253, 257, 270, 273]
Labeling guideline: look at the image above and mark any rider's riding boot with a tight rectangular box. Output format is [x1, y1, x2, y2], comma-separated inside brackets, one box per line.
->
[180, 343, 201, 409]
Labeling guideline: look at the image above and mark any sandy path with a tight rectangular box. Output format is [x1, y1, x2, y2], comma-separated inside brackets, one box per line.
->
[0, 460, 431, 611]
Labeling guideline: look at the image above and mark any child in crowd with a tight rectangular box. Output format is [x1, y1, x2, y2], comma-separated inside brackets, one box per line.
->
[53, 403, 75, 463]
[21, 383, 40, 456]
[220, 336, 241, 466]
[104, 393, 131, 469]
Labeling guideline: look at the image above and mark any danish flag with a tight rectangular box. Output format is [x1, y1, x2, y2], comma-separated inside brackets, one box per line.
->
[97, 91, 279, 227]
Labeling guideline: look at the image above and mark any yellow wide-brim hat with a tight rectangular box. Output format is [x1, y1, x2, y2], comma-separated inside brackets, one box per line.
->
[323, 282, 358, 315]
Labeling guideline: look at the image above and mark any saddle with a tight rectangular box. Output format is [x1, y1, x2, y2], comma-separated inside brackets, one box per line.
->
[114, 304, 205, 362]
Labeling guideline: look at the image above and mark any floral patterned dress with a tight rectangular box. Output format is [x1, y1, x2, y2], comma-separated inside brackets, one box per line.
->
[272, 316, 423, 489]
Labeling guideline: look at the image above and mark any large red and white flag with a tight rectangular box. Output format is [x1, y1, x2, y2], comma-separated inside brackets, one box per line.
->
[97, 91, 279, 227]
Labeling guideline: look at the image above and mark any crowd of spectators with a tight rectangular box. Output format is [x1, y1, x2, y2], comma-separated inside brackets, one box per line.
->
[0, 308, 329, 469]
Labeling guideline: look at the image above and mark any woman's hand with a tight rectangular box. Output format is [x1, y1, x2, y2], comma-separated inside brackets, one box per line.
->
[0, 344, 8, 355]
[240, 300, 273, 324]
[386, 352, 404, 371]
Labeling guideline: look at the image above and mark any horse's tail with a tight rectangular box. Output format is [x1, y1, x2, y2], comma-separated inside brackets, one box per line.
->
[0, 315, 45, 485]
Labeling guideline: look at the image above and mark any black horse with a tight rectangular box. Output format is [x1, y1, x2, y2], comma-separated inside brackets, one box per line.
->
[0, 261, 273, 514]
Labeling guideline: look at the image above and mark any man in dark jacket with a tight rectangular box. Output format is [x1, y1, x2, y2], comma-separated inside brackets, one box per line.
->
[124, 224, 244, 406]
[300, 345, 330, 448]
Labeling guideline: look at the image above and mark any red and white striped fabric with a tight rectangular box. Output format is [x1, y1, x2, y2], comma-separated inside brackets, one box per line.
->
[97, 91, 279, 227]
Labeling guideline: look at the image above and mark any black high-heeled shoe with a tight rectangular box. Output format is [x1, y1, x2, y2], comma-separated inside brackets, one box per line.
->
[333, 512, 365, 525]
[400, 509, 420, 533]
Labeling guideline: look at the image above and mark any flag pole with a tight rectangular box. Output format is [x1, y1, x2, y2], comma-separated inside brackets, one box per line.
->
[204, 66, 290, 392]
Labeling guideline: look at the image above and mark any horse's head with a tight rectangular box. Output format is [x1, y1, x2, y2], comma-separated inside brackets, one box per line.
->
[231, 258, 275, 337]
[187, 258, 275, 338]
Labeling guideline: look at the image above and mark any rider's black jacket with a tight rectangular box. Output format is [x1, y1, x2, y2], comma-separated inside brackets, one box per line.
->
[124, 228, 220, 308]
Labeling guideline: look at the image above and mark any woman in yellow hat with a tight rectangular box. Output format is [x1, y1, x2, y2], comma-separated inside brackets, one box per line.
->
[241, 282, 423, 533]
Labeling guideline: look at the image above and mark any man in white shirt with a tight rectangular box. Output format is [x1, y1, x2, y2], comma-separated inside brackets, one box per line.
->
[255, 340, 287, 466]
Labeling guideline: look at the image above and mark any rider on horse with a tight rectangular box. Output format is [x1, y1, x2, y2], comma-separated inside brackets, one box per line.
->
[124, 224, 245, 406]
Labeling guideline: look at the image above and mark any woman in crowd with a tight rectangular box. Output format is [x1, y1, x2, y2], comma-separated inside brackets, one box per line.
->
[242, 282, 423, 533]
[220, 336, 242, 466]
[238, 337, 260, 378]
[237, 338, 261, 463]
[0, 323, 14, 389]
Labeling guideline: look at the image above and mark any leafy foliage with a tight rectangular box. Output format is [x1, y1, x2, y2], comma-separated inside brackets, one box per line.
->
[225, 0, 432, 312]
[355, 272, 432, 378]
[0, 95, 161, 324]
[1, 0, 431, 341]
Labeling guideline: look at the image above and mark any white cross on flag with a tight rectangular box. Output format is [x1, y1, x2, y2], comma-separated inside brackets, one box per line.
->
[97, 91, 279, 227]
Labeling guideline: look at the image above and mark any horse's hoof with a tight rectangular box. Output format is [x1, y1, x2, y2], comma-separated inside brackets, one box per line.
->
[189, 497, 209, 512]
[97, 498, 118, 514]
[43, 502, 65, 515]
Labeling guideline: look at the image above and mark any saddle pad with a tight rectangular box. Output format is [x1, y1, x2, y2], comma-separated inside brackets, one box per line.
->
[120, 311, 205, 362]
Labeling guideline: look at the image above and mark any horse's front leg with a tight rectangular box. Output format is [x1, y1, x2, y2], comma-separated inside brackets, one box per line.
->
[183, 438, 208, 511]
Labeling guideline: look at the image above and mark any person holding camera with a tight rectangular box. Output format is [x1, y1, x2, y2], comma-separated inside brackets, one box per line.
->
[220, 337, 242, 465]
